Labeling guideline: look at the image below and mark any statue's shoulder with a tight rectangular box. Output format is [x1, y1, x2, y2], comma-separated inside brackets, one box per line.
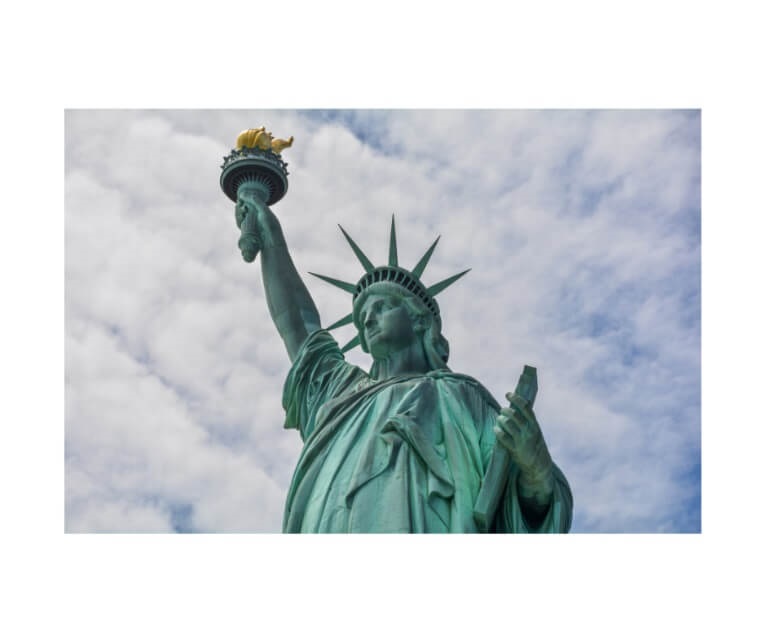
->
[426, 370, 501, 411]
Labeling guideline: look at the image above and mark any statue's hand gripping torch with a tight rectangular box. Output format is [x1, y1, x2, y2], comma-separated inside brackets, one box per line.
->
[235, 191, 264, 263]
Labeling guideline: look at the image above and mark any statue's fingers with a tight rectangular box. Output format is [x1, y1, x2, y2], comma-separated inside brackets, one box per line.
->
[496, 412, 513, 433]
[509, 413, 530, 441]
[505, 391, 528, 409]
[506, 392, 536, 425]
[497, 411, 524, 441]
[508, 413, 539, 446]
[500, 405, 524, 427]
[498, 407, 522, 425]
[493, 425, 516, 452]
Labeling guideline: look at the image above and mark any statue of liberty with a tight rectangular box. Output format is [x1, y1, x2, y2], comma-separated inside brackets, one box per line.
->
[220, 130, 572, 533]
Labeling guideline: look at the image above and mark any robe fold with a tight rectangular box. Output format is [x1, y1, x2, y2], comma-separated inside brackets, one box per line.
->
[281, 330, 572, 533]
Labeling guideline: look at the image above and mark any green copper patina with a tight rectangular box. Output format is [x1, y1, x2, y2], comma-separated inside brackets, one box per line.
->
[220, 134, 572, 533]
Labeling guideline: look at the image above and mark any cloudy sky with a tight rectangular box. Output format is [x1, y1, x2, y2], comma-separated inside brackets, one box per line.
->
[64, 109, 700, 533]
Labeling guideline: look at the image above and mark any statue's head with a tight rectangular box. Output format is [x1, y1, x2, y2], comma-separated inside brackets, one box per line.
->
[354, 281, 450, 374]
[310, 217, 468, 374]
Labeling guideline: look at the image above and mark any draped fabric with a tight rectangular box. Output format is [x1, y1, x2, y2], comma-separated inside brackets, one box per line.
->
[282, 331, 572, 533]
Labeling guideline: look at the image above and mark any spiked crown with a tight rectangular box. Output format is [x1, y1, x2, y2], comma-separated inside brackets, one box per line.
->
[311, 216, 470, 353]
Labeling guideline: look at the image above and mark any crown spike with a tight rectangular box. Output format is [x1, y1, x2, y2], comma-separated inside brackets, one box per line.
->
[340, 335, 362, 353]
[338, 225, 375, 273]
[426, 269, 471, 297]
[388, 214, 398, 267]
[309, 272, 358, 294]
[325, 313, 354, 331]
[412, 236, 441, 279]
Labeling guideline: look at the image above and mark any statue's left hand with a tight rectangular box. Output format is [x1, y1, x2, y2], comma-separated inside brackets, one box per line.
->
[494, 392, 553, 483]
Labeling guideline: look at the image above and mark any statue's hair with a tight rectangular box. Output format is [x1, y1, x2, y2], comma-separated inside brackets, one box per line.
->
[354, 282, 450, 378]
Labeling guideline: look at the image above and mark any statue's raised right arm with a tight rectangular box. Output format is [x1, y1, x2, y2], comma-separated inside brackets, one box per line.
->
[235, 187, 320, 361]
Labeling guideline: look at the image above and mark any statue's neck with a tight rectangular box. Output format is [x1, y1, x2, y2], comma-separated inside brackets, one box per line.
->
[371, 343, 429, 380]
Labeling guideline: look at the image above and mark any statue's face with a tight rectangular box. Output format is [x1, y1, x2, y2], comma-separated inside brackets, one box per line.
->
[359, 293, 418, 359]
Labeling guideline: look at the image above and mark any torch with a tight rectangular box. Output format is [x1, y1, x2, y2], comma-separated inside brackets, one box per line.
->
[219, 128, 293, 262]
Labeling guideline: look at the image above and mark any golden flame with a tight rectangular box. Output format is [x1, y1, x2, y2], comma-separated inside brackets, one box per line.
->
[236, 128, 293, 154]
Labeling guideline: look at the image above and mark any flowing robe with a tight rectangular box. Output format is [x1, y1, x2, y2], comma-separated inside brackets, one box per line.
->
[282, 331, 572, 533]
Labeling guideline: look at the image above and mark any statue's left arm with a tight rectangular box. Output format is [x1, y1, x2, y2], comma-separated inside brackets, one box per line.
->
[493, 392, 573, 531]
